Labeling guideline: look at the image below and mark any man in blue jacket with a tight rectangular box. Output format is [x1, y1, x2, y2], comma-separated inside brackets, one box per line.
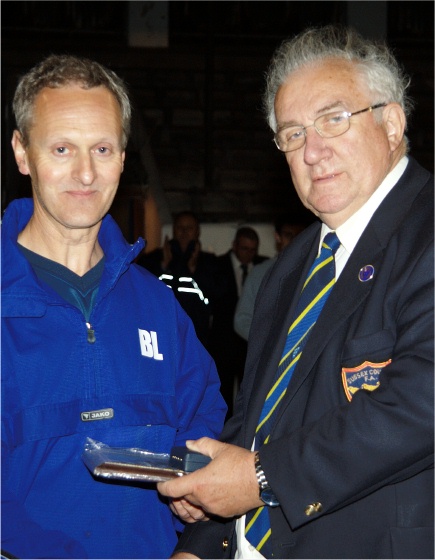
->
[1, 54, 226, 559]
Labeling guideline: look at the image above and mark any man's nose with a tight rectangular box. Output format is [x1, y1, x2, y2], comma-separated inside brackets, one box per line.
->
[73, 152, 96, 185]
[303, 127, 332, 164]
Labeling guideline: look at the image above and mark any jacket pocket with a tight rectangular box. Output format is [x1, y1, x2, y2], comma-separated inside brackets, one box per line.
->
[10, 394, 178, 448]
[341, 330, 395, 402]
[342, 329, 395, 366]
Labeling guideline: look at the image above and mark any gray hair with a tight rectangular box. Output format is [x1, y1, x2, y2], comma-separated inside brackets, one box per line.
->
[13, 54, 131, 149]
[263, 25, 413, 133]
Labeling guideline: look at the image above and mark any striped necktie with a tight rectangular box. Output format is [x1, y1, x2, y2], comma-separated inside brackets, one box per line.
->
[245, 231, 340, 558]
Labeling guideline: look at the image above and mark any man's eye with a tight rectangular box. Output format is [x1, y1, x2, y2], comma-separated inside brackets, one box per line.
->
[327, 113, 347, 125]
[96, 146, 110, 155]
[284, 128, 304, 142]
[55, 146, 68, 154]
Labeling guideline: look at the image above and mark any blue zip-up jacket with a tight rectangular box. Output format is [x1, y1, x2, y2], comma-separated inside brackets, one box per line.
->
[1, 198, 227, 559]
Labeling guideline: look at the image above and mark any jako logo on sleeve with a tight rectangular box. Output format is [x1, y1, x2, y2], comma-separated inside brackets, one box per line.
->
[138, 329, 164, 360]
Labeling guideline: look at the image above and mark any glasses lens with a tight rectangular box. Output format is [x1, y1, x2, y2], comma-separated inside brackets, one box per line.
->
[316, 111, 350, 138]
[276, 126, 305, 152]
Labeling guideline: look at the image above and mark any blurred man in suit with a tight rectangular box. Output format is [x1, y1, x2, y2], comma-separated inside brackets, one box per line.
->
[234, 218, 307, 340]
[138, 211, 219, 348]
[210, 227, 266, 417]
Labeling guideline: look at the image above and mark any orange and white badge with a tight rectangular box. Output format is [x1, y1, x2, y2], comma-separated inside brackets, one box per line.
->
[342, 359, 392, 402]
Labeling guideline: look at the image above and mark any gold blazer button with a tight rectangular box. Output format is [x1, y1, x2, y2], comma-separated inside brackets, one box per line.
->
[222, 538, 229, 551]
[305, 502, 323, 516]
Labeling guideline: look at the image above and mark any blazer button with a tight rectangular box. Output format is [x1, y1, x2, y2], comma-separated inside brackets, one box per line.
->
[305, 502, 323, 516]
[222, 538, 229, 551]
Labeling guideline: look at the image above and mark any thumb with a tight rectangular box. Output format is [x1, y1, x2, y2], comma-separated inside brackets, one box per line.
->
[185, 437, 224, 459]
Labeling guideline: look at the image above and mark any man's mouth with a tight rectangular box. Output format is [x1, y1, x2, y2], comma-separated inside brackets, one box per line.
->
[313, 172, 339, 182]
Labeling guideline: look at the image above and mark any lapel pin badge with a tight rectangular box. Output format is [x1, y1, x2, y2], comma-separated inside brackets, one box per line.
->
[358, 265, 375, 282]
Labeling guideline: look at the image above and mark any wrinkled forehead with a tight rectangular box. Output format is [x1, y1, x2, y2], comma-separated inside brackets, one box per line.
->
[275, 58, 370, 122]
[31, 85, 123, 130]
[285, 57, 364, 91]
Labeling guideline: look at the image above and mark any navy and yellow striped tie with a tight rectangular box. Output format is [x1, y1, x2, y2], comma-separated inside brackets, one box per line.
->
[245, 232, 340, 557]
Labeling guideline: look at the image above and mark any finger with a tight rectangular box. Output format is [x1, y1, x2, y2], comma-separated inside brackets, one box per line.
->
[157, 474, 197, 499]
[180, 500, 209, 521]
[182, 508, 206, 522]
[185, 437, 224, 459]
[157, 479, 173, 497]
[171, 499, 209, 523]
[171, 501, 192, 521]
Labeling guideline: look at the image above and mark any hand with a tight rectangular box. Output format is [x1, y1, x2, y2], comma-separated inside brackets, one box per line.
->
[169, 498, 210, 523]
[157, 438, 262, 519]
[187, 241, 201, 274]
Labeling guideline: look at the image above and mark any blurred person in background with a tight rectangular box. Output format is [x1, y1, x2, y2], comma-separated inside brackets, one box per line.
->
[234, 218, 306, 340]
[209, 226, 267, 417]
[138, 211, 220, 348]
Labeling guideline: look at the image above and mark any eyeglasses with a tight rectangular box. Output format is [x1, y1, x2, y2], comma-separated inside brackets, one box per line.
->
[274, 103, 387, 153]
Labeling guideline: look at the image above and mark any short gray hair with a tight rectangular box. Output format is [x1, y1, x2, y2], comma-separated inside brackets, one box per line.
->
[263, 25, 413, 133]
[13, 54, 131, 149]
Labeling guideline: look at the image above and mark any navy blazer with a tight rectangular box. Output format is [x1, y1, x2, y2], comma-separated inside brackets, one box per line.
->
[175, 157, 434, 559]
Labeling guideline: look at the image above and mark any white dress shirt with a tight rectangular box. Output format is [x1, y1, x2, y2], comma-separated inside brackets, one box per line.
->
[231, 251, 253, 297]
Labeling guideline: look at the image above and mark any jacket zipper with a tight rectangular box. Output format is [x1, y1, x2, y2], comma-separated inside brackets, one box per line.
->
[86, 322, 96, 343]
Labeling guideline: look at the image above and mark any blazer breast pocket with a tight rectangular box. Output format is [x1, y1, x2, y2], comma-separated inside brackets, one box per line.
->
[342, 329, 395, 365]
[341, 330, 395, 402]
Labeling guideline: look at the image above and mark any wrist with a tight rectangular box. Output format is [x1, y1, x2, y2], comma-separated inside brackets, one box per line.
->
[254, 451, 279, 507]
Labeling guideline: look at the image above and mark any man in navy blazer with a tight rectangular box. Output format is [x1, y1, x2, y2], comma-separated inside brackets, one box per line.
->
[158, 26, 434, 559]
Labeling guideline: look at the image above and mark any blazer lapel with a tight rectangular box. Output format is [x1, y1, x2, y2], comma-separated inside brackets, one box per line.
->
[248, 222, 385, 439]
[282, 224, 385, 405]
[243, 233, 320, 440]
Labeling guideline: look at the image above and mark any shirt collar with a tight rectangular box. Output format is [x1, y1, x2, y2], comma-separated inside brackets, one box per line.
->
[320, 156, 409, 253]
[230, 250, 241, 268]
[230, 250, 253, 270]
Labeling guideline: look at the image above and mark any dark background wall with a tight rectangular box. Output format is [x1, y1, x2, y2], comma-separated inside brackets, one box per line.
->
[2, 1, 433, 242]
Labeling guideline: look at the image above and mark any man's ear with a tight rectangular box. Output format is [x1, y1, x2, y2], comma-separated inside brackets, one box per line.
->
[382, 103, 406, 153]
[11, 130, 30, 176]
